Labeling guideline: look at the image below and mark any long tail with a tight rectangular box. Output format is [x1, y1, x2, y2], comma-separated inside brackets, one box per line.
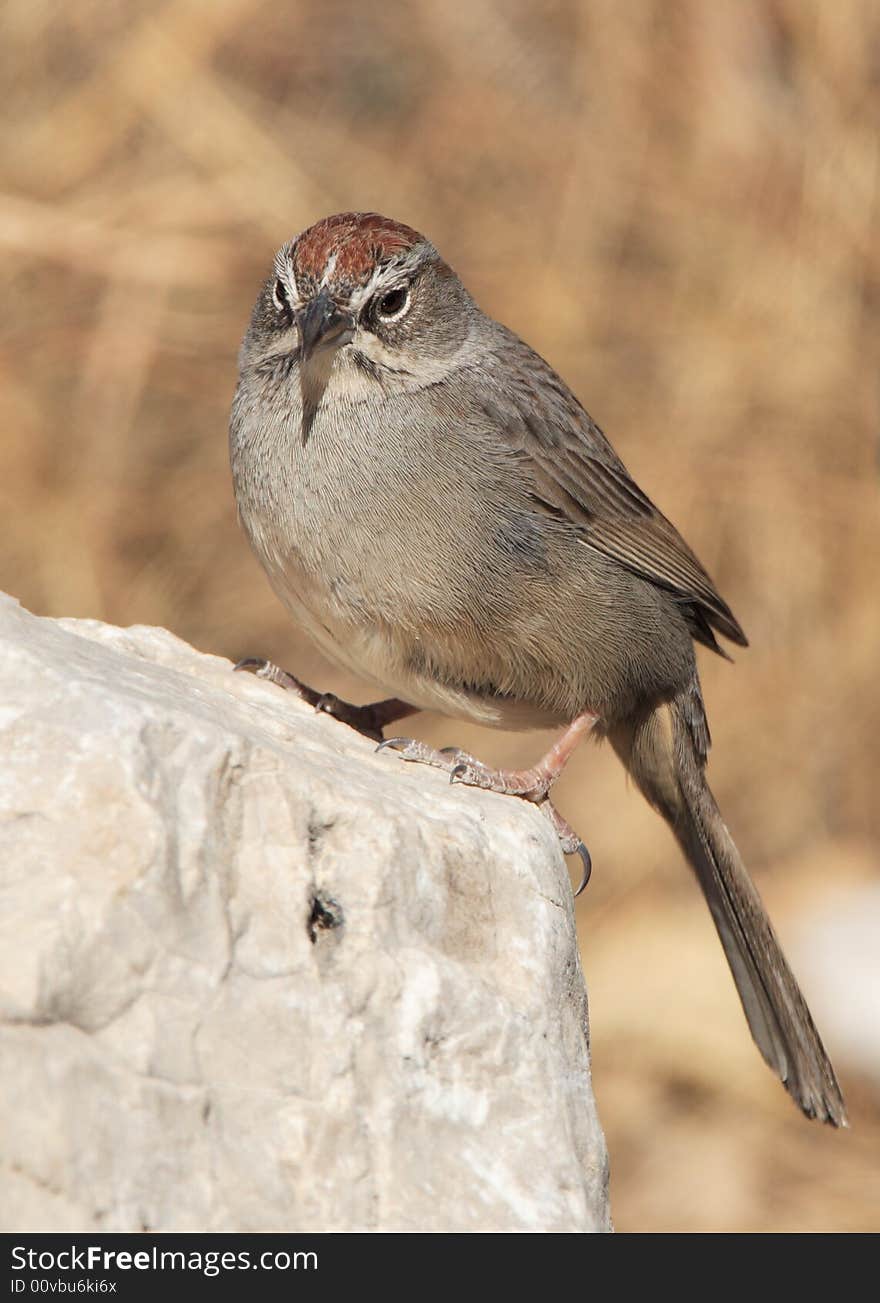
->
[610, 692, 847, 1126]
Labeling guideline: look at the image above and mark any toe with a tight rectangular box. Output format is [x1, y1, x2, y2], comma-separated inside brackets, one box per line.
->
[233, 659, 320, 703]
[234, 657, 268, 674]
[539, 801, 593, 895]
[376, 737, 445, 766]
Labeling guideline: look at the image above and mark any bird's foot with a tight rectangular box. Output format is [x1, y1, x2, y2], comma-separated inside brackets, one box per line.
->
[234, 659, 416, 743]
[377, 712, 597, 895]
[375, 738, 529, 796]
[377, 741, 550, 798]
[539, 801, 592, 895]
[313, 693, 418, 743]
[234, 657, 322, 705]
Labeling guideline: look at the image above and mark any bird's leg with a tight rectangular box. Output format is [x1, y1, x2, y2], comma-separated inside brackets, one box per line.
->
[378, 711, 598, 893]
[379, 712, 597, 800]
[314, 692, 420, 741]
[234, 658, 418, 743]
[454, 712, 599, 799]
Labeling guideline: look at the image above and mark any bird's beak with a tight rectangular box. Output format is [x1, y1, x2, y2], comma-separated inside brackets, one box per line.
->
[296, 290, 355, 365]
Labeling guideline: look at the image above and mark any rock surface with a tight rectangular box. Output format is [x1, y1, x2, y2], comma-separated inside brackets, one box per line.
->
[0, 592, 609, 1233]
[793, 884, 880, 1094]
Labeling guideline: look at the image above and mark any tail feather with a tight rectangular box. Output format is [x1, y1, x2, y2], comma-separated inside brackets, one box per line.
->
[611, 696, 847, 1127]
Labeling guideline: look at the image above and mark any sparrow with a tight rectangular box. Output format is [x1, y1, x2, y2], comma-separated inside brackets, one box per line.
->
[229, 212, 846, 1126]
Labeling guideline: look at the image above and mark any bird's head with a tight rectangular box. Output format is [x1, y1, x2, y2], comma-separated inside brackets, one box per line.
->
[239, 212, 473, 390]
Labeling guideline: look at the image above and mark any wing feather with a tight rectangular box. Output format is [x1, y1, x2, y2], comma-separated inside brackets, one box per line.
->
[482, 331, 748, 651]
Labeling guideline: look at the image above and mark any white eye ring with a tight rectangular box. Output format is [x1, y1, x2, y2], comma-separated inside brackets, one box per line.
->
[375, 285, 410, 322]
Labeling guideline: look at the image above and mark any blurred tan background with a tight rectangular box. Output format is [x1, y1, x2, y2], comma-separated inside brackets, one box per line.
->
[2, 0, 878, 1231]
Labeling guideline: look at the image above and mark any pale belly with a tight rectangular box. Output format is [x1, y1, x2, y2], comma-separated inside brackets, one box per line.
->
[231, 376, 694, 735]
[259, 547, 565, 732]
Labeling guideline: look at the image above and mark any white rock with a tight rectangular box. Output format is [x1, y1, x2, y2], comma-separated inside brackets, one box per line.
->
[792, 884, 880, 1093]
[0, 592, 609, 1233]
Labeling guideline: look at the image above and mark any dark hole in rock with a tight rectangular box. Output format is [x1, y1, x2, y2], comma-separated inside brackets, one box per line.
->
[308, 892, 344, 944]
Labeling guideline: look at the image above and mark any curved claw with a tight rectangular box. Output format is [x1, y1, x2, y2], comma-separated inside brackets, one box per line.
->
[449, 762, 467, 785]
[376, 736, 408, 754]
[573, 842, 592, 896]
[234, 657, 267, 674]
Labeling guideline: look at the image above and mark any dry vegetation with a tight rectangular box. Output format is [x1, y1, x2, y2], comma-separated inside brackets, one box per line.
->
[2, 0, 878, 1231]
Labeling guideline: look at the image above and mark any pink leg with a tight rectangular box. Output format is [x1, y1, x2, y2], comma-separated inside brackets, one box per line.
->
[448, 711, 598, 800]
[378, 712, 599, 894]
[379, 711, 598, 801]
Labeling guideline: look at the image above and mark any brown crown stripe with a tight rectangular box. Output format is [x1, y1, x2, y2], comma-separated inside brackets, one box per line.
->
[293, 212, 424, 285]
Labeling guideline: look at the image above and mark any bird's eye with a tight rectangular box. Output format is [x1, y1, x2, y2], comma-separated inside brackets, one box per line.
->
[273, 278, 290, 313]
[375, 285, 409, 321]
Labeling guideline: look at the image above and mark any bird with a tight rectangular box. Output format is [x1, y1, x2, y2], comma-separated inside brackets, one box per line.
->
[229, 210, 846, 1126]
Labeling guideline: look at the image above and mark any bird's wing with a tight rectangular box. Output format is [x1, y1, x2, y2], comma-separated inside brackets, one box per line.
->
[480, 331, 747, 652]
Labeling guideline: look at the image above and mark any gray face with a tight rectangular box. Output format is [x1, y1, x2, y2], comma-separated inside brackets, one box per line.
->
[237, 217, 475, 391]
